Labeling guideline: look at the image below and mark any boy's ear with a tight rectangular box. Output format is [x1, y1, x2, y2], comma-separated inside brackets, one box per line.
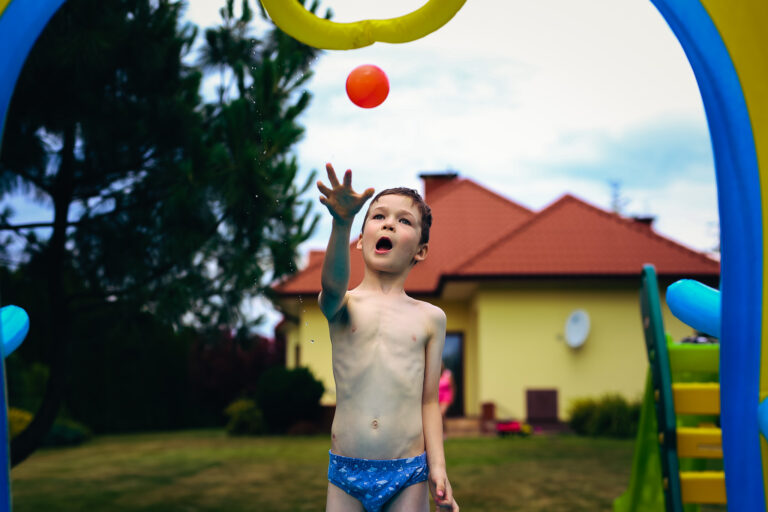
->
[356, 234, 363, 249]
[413, 243, 428, 263]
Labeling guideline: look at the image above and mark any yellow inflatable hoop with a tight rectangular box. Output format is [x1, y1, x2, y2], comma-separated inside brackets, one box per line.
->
[259, 0, 467, 50]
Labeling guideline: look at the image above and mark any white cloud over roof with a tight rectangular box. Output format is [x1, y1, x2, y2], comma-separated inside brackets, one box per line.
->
[278, 0, 716, 254]
[236, 0, 716, 333]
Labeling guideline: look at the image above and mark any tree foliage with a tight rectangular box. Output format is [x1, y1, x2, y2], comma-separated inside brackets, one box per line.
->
[255, 366, 324, 434]
[0, 0, 322, 464]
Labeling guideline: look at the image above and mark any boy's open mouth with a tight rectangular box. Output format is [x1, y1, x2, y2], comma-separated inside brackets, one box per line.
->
[375, 236, 393, 253]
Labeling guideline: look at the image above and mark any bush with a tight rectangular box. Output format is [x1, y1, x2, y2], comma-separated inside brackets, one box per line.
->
[8, 407, 33, 439]
[6, 356, 49, 413]
[568, 397, 596, 436]
[188, 329, 286, 430]
[224, 398, 266, 435]
[43, 418, 93, 447]
[66, 310, 195, 433]
[256, 367, 324, 434]
[8, 408, 92, 447]
[568, 394, 640, 438]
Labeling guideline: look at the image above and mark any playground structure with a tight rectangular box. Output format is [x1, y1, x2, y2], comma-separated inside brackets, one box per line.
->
[0, 307, 29, 511]
[0, 0, 767, 510]
[615, 265, 724, 511]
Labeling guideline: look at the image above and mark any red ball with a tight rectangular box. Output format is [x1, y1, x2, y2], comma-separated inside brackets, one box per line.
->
[346, 64, 390, 109]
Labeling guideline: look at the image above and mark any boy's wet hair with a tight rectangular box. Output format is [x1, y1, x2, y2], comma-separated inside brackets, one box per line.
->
[362, 187, 432, 245]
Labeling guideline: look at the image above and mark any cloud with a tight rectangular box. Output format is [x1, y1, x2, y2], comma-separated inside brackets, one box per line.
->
[0, 0, 718, 332]
[290, 0, 717, 257]
[539, 117, 715, 187]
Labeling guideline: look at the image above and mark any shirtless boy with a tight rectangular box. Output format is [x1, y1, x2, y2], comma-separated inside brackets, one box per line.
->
[317, 163, 459, 512]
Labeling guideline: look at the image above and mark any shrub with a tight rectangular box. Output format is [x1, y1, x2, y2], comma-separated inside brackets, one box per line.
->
[568, 398, 596, 436]
[6, 356, 49, 413]
[43, 418, 93, 447]
[568, 394, 640, 438]
[188, 329, 286, 429]
[224, 398, 266, 435]
[67, 310, 194, 433]
[256, 367, 324, 434]
[8, 407, 33, 439]
[8, 408, 92, 447]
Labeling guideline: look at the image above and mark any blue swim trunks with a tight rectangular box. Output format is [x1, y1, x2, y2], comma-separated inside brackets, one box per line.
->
[327, 450, 429, 512]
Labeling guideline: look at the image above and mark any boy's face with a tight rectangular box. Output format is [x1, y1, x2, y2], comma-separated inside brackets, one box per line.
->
[357, 194, 428, 272]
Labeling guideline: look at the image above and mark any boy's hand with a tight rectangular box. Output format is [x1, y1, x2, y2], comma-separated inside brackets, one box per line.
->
[429, 469, 459, 511]
[317, 163, 374, 225]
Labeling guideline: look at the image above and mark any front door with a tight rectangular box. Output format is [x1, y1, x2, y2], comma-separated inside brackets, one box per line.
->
[526, 389, 559, 423]
[442, 332, 464, 417]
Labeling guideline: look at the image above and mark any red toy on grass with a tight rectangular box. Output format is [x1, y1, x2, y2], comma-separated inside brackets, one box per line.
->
[346, 64, 389, 108]
[496, 420, 533, 437]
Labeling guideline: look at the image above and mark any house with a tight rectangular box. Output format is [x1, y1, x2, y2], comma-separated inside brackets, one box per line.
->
[273, 173, 719, 424]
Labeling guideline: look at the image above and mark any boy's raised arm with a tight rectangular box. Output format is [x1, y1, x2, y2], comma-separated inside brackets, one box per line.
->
[317, 163, 374, 320]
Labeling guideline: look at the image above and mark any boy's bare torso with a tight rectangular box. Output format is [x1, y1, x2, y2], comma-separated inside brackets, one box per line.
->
[328, 288, 436, 460]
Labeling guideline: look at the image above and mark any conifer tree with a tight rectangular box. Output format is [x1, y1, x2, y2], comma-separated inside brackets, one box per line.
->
[0, 0, 322, 465]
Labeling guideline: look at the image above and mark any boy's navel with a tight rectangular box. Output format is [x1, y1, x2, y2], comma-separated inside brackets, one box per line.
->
[371, 419, 379, 429]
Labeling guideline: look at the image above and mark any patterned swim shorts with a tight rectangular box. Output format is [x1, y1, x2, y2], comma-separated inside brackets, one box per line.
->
[327, 450, 429, 512]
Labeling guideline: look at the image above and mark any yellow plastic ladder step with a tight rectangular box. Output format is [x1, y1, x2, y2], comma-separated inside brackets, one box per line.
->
[680, 471, 726, 504]
[672, 383, 720, 414]
[677, 427, 722, 458]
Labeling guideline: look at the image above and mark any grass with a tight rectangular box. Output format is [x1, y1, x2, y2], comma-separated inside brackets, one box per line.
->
[10, 431, 722, 511]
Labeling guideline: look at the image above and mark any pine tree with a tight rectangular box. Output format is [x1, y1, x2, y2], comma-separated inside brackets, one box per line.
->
[0, 0, 322, 465]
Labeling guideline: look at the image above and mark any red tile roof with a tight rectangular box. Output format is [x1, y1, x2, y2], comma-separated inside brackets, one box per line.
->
[453, 193, 719, 277]
[274, 177, 719, 296]
[403, 179, 534, 292]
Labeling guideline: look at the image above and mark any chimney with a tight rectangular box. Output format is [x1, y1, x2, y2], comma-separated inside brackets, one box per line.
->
[419, 171, 459, 201]
[631, 215, 655, 230]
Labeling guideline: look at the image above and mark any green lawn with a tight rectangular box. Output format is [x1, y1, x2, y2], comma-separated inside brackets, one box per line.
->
[7, 431, 701, 511]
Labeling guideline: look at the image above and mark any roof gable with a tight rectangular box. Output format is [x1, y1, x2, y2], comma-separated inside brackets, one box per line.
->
[274, 182, 718, 296]
[404, 178, 534, 292]
[454, 194, 719, 276]
[274, 177, 533, 294]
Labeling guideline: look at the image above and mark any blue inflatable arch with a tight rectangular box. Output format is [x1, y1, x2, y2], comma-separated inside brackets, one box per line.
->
[1, 0, 766, 510]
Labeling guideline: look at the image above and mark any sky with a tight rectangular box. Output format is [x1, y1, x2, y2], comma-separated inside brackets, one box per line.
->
[2, 0, 720, 334]
[188, 0, 719, 254]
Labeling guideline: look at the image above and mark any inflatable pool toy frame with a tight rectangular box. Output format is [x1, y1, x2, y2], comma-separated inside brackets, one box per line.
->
[1, 0, 767, 510]
[0, 306, 29, 511]
[259, 0, 466, 50]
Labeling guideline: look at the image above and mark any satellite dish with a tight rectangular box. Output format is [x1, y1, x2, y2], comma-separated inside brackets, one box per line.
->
[565, 309, 590, 348]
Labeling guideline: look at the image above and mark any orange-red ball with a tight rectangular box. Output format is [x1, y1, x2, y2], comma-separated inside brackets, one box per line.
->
[346, 64, 389, 109]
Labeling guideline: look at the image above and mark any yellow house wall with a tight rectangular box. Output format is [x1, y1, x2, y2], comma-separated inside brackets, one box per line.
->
[286, 280, 697, 418]
[285, 325, 299, 368]
[286, 304, 337, 405]
[421, 299, 479, 416]
[475, 282, 697, 420]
